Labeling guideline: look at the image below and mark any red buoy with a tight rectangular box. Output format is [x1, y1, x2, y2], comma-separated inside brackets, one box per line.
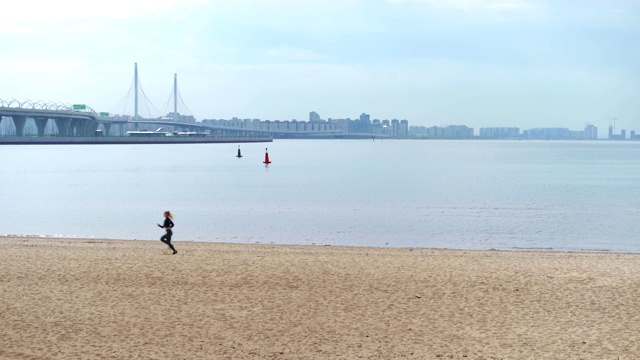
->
[263, 148, 271, 164]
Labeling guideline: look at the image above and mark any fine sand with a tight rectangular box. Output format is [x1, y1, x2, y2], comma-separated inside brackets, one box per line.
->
[1, 236, 639, 359]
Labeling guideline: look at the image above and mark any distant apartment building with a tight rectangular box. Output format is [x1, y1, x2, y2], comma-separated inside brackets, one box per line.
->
[399, 120, 409, 137]
[391, 119, 400, 137]
[497, 123, 597, 140]
[370, 119, 383, 135]
[408, 125, 429, 137]
[359, 113, 371, 133]
[519, 124, 596, 140]
[630, 131, 640, 140]
[382, 120, 391, 136]
[309, 111, 321, 122]
[326, 118, 350, 133]
[202, 117, 342, 133]
[444, 125, 473, 138]
[608, 125, 626, 140]
[583, 124, 598, 140]
[479, 127, 520, 138]
[523, 127, 586, 140]
[409, 125, 473, 139]
[165, 112, 196, 124]
[384, 119, 409, 137]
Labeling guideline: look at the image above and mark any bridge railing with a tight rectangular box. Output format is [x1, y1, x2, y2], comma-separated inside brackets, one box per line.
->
[0, 99, 102, 117]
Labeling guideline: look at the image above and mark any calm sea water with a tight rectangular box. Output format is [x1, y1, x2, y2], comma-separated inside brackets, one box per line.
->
[2, 139, 639, 252]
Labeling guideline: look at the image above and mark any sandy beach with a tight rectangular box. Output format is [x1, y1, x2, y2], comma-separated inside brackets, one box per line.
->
[1, 236, 639, 359]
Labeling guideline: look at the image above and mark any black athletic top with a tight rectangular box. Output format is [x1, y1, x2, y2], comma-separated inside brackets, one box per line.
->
[161, 217, 174, 229]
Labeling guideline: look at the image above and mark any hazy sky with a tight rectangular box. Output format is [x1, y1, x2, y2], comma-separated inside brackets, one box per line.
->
[1, 0, 638, 132]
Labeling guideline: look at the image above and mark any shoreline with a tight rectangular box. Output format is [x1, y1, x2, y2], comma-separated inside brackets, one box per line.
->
[2, 236, 639, 358]
[0, 235, 631, 254]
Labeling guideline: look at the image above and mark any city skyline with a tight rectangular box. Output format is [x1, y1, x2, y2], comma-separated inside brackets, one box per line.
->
[2, 104, 637, 139]
[2, 103, 635, 139]
[1, 0, 638, 132]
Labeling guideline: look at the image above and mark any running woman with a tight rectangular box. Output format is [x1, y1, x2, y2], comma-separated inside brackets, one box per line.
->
[158, 211, 177, 254]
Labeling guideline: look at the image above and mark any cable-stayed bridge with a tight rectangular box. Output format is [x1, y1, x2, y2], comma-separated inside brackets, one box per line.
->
[0, 63, 343, 141]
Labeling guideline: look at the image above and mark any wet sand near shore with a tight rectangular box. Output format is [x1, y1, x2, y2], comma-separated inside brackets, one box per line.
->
[1, 236, 639, 359]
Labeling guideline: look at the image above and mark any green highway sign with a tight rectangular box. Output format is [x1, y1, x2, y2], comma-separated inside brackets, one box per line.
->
[73, 104, 86, 110]
[100, 112, 109, 116]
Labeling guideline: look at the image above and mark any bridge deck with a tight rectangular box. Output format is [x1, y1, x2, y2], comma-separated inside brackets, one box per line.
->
[0, 136, 272, 145]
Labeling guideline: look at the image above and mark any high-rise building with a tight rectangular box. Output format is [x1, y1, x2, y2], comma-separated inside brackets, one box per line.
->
[359, 113, 371, 133]
[608, 125, 626, 140]
[391, 119, 400, 137]
[583, 124, 597, 140]
[399, 120, 409, 137]
[309, 111, 321, 122]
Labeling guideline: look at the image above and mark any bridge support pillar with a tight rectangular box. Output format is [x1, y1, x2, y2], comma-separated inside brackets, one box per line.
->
[102, 123, 112, 136]
[34, 117, 48, 137]
[11, 115, 27, 137]
[68, 119, 77, 136]
[69, 119, 85, 136]
[85, 121, 99, 136]
[54, 118, 71, 136]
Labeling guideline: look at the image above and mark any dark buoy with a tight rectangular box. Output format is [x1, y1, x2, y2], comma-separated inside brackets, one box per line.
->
[236, 145, 242, 158]
[263, 147, 271, 164]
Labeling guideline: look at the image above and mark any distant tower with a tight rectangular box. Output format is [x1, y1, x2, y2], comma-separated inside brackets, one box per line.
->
[584, 124, 597, 140]
[174, 73, 178, 122]
[360, 113, 371, 133]
[309, 111, 320, 122]
[134, 63, 139, 120]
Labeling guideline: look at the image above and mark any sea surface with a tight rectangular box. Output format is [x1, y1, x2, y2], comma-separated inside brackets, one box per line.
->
[2, 139, 639, 252]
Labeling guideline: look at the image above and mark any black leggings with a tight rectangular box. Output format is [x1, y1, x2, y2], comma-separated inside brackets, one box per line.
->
[160, 230, 176, 251]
